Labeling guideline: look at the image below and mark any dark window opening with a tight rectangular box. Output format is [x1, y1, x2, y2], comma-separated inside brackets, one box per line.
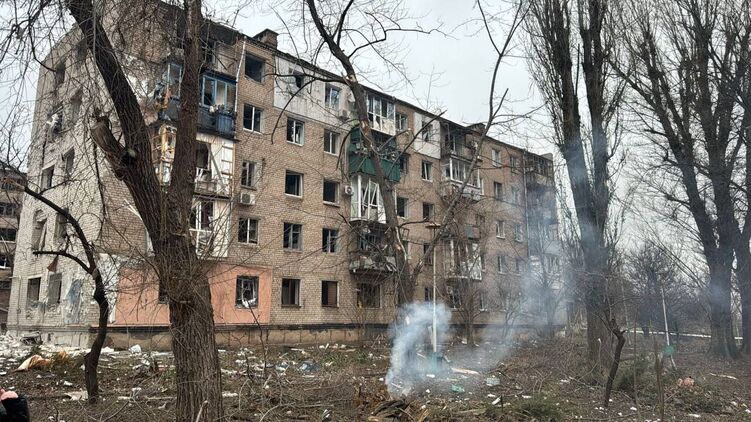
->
[323, 180, 339, 203]
[321, 280, 338, 307]
[281, 278, 300, 306]
[236, 276, 259, 307]
[245, 55, 264, 82]
[285, 171, 303, 196]
[283, 222, 302, 250]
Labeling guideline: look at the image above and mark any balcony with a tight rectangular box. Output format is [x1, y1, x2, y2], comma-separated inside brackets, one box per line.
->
[440, 180, 482, 202]
[161, 98, 236, 138]
[194, 167, 231, 197]
[349, 250, 396, 274]
[348, 127, 400, 182]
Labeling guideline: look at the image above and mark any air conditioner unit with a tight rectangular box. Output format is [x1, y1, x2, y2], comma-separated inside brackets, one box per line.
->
[343, 185, 354, 196]
[238, 190, 256, 205]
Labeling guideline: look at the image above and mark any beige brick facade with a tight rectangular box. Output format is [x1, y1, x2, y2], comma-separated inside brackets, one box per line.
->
[7, 3, 559, 348]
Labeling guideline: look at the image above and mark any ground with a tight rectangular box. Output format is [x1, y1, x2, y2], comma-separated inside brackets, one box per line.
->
[0, 334, 749, 421]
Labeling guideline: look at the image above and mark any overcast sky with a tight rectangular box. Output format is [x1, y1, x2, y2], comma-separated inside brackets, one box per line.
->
[222, 0, 551, 154]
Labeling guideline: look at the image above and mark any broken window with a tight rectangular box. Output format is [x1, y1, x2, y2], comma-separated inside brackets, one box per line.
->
[495, 220, 505, 238]
[191, 201, 214, 231]
[322, 228, 338, 253]
[498, 255, 507, 273]
[321, 280, 338, 307]
[422, 202, 434, 220]
[281, 278, 300, 306]
[396, 197, 407, 218]
[422, 119, 433, 142]
[421, 161, 432, 181]
[47, 273, 62, 305]
[195, 142, 211, 182]
[27, 277, 41, 306]
[323, 180, 339, 204]
[357, 283, 381, 308]
[515, 258, 524, 273]
[55, 210, 68, 241]
[423, 243, 433, 265]
[510, 155, 519, 172]
[323, 130, 339, 155]
[396, 113, 408, 132]
[0, 202, 16, 216]
[245, 54, 264, 82]
[283, 222, 302, 250]
[0, 228, 16, 241]
[243, 104, 262, 132]
[201, 75, 236, 110]
[70, 92, 82, 126]
[31, 211, 47, 251]
[286, 118, 304, 145]
[479, 292, 487, 311]
[324, 84, 340, 109]
[513, 223, 523, 242]
[492, 149, 501, 167]
[398, 154, 409, 174]
[62, 149, 75, 180]
[54, 61, 66, 88]
[0, 254, 12, 268]
[424, 286, 433, 301]
[493, 182, 503, 201]
[41, 166, 54, 190]
[366, 94, 395, 126]
[284, 171, 303, 197]
[235, 275, 259, 307]
[165, 62, 183, 97]
[240, 161, 258, 188]
[442, 159, 480, 187]
[238, 217, 258, 245]
[201, 39, 216, 65]
[446, 285, 460, 310]
[292, 71, 305, 89]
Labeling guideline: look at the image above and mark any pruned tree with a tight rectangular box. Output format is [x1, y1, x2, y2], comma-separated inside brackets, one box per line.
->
[615, 0, 751, 356]
[525, 0, 625, 365]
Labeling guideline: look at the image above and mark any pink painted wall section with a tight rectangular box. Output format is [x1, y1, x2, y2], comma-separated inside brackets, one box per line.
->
[112, 263, 272, 326]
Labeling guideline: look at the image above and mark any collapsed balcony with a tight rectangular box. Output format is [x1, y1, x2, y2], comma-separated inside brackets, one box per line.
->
[349, 221, 396, 274]
[348, 127, 401, 183]
[441, 124, 478, 162]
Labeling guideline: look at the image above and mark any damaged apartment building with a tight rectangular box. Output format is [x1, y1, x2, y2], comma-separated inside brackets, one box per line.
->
[6, 1, 561, 348]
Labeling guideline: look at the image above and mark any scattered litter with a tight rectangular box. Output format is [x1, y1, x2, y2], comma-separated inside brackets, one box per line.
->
[522, 395, 532, 399]
[709, 373, 738, 380]
[425, 373, 435, 379]
[129, 345, 142, 354]
[485, 376, 500, 386]
[16, 355, 51, 371]
[687, 414, 701, 418]
[630, 406, 638, 411]
[492, 397, 502, 406]
[66, 390, 88, 401]
[677, 376, 695, 387]
[62, 381, 73, 387]
[222, 392, 238, 398]
[451, 384, 465, 393]
[451, 367, 480, 375]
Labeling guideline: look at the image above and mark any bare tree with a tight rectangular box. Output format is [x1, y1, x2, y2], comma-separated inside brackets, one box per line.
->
[526, 0, 625, 365]
[284, 0, 526, 316]
[615, 0, 751, 356]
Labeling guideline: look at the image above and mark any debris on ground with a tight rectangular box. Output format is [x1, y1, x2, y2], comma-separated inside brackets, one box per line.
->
[16, 355, 51, 371]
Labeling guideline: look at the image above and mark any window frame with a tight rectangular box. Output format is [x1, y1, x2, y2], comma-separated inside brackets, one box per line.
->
[283, 222, 303, 251]
[284, 171, 303, 197]
[396, 112, 408, 131]
[422, 202, 434, 221]
[240, 161, 258, 189]
[243, 103, 263, 133]
[491, 149, 501, 167]
[281, 278, 301, 306]
[245, 54, 265, 83]
[321, 280, 339, 307]
[286, 118, 305, 145]
[493, 182, 503, 201]
[322, 179, 339, 204]
[324, 84, 341, 109]
[238, 217, 259, 245]
[27, 277, 41, 306]
[421, 161, 433, 181]
[357, 283, 381, 308]
[323, 130, 339, 155]
[396, 196, 408, 218]
[321, 228, 339, 253]
[235, 275, 259, 308]
[495, 220, 505, 238]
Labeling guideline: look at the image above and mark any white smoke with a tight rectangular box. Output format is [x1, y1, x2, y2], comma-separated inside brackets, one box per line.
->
[385, 301, 451, 396]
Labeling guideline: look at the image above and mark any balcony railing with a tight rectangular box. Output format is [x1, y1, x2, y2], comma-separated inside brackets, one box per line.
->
[194, 167, 231, 197]
[160, 98, 236, 138]
[349, 250, 397, 273]
[439, 180, 482, 202]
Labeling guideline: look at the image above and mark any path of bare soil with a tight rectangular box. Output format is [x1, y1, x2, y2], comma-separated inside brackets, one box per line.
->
[1, 334, 749, 421]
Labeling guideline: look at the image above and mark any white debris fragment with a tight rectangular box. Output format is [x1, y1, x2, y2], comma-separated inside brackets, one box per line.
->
[63, 381, 73, 387]
[492, 397, 502, 406]
[222, 392, 238, 398]
[687, 414, 701, 418]
[129, 345, 142, 354]
[630, 406, 638, 411]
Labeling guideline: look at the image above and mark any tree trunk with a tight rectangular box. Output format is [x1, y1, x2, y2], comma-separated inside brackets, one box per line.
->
[84, 270, 109, 403]
[706, 262, 737, 357]
[733, 240, 751, 354]
[168, 270, 223, 422]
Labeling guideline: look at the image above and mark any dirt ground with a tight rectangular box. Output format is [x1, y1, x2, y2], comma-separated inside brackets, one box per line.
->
[1, 334, 749, 421]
